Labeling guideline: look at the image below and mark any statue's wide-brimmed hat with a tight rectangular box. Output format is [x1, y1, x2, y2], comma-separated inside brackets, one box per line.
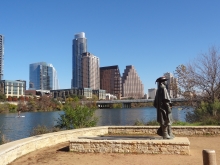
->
[155, 76, 168, 83]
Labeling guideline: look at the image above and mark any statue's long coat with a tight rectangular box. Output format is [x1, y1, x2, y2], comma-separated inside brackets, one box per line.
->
[153, 83, 172, 126]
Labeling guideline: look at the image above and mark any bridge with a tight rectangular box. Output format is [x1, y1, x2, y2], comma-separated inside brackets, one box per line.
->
[96, 98, 185, 108]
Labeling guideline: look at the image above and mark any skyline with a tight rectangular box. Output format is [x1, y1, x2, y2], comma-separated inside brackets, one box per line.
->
[1, 0, 220, 93]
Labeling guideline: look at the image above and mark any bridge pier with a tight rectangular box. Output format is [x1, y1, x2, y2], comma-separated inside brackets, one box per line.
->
[123, 103, 131, 108]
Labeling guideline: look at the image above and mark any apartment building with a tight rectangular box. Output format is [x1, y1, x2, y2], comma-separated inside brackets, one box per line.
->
[100, 65, 121, 99]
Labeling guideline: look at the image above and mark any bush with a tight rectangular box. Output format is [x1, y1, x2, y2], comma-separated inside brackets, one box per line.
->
[30, 125, 60, 136]
[30, 125, 51, 136]
[112, 103, 122, 108]
[186, 100, 220, 125]
[0, 134, 10, 145]
[172, 121, 192, 126]
[146, 120, 160, 126]
[134, 119, 145, 126]
[0, 103, 9, 113]
[8, 104, 17, 113]
[0, 92, 6, 101]
[200, 116, 220, 125]
[134, 120, 160, 126]
[56, 101, 98, 129]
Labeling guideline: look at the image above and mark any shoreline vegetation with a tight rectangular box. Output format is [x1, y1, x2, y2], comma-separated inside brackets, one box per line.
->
[0, 98, 153, 114]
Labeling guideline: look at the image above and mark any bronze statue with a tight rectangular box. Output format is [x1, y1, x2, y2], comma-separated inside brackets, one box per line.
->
[153, 76, 174, 139]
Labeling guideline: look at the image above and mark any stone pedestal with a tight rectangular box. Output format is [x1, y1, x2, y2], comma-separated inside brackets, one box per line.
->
[70, 137, 190, 155]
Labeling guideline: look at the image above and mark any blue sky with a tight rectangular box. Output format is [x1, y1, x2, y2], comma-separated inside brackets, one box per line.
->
[1, 0, 220, 94]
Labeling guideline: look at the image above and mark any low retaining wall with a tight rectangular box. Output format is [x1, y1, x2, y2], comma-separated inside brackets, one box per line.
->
[1, 126, 220, 165]
[108, 126, 220, 136]
[0, 126, 108, 165]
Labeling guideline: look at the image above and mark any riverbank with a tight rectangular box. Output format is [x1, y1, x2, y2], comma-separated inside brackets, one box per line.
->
[9, 136, 220, 165]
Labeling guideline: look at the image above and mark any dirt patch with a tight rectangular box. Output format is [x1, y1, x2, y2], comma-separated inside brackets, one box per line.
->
[9, 136, 220, 165]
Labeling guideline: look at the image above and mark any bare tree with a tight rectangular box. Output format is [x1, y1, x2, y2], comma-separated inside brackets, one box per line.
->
[174, 46, 220, 115]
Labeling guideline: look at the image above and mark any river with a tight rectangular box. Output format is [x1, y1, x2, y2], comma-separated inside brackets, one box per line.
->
[0, 106, 192, 141]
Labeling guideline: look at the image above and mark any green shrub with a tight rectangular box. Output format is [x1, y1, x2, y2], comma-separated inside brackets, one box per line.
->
[146, 120, 160, 126]
[172, 121, 191, 126]
[30, 125, 61, 136]
[56, 101, 98, 129]
[30, 125, 51, 136]
[112, 103, 122, 108]
[134, 120, 145, 126]
[134, 120, 160, 126]
[0, 134, 10, 145]
[0, 103, 9, 113]
[200, 116, 220, 125]
[8, 104, 17, 113]
[186, 100, 220, 125]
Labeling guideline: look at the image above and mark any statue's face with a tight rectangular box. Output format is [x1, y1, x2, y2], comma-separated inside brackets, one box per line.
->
[162, 81, 167, 85]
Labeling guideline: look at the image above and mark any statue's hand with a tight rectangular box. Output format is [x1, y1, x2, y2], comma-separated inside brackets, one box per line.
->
[168, 105, 172, 113]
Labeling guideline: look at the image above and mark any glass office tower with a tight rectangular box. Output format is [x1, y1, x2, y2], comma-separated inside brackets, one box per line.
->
[72, 32, 87, 88]
[0, 35, 4, 80]
[29, 62, 59, 90]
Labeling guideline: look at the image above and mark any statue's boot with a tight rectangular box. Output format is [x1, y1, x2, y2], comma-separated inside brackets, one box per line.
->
[162, 125, 171, 139]
[168, 125, 175, 139]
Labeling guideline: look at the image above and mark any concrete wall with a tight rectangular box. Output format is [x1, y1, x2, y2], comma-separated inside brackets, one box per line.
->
[1, 126, 220, 165]
[0, 126, 108, 165]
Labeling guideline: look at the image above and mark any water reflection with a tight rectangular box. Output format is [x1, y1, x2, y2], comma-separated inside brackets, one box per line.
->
[0, 111, 63, 141]
[0, 107, 192, 141]
[95, 106, 192, 126]
[96, 107, 157, 125]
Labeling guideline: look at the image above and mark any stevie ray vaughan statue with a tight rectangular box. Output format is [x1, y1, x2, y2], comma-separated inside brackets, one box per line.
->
[153, 76, 175, 139]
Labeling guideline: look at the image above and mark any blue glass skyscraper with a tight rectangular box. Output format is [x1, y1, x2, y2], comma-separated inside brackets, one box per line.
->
[72, 32, 87, 88]
[29, 62, 59, 90]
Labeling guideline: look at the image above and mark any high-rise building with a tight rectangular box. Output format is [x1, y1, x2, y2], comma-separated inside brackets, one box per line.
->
[29, 62, 59, 90]
[148, 88, 156, 99]
[82, 52, 100, 89]
[164, 72, 178, 98]
[0, 35, 4, 80]
[121, 65, 144, 99]
[100, 65, 121, 99]
[72, 32, 87, 88]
